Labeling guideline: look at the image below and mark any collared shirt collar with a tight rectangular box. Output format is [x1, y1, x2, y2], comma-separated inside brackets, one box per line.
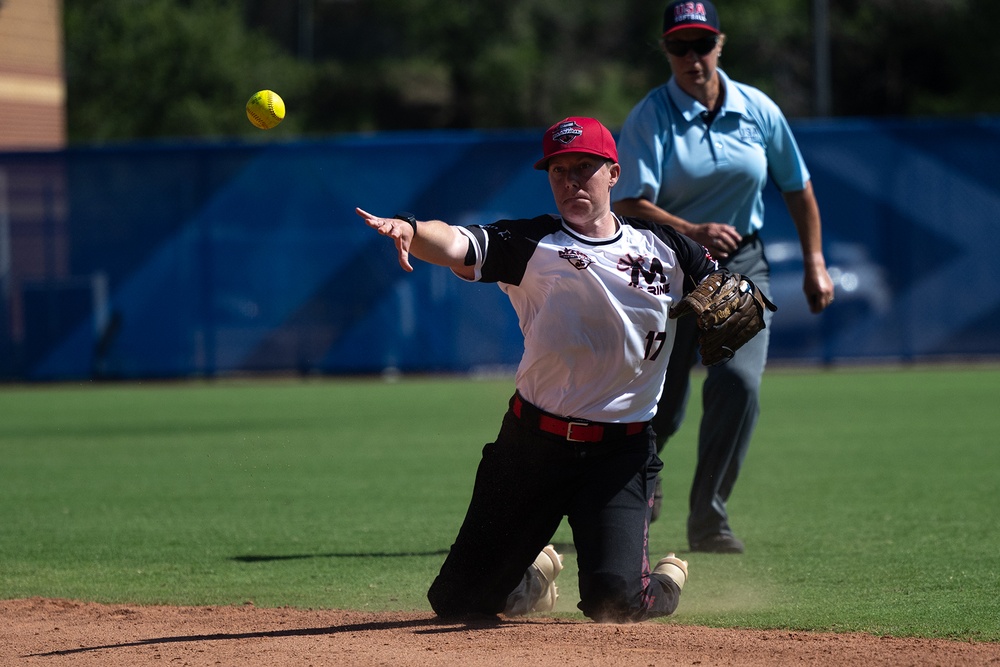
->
[666, 68, 748, 122]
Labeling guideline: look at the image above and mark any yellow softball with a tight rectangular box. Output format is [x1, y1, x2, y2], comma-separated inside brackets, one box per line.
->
[246, 90, 285, 130]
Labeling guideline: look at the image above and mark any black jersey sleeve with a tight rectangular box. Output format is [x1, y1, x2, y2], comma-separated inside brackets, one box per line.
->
[467, 214, 563, 285]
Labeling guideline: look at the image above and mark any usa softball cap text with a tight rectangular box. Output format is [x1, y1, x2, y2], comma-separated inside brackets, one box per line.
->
[662, 0, 721, 36]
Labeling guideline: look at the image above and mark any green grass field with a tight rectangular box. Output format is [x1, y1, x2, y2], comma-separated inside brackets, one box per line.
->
[2, 366, 998, 641]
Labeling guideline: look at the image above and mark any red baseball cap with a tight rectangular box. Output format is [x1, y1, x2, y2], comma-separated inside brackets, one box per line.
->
[534, 117, 618, 170]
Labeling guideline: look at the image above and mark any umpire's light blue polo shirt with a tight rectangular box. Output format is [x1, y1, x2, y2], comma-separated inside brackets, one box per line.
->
[613, 68, 810, 238]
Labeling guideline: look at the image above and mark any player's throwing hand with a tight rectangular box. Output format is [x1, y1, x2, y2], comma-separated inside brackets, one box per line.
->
[356, 207, 415, 272]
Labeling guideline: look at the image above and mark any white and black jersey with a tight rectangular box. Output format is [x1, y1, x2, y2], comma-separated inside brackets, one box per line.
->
[455, 214, 718, 423]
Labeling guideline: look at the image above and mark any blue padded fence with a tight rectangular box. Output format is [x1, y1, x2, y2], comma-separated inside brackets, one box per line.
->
[1, 117, 998, 381]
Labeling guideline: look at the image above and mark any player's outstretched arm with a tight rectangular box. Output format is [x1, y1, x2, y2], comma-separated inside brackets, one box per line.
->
[355, 208, 473, 277]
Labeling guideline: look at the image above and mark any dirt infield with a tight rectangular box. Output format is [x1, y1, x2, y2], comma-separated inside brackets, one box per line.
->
[4, 597, 998, 666]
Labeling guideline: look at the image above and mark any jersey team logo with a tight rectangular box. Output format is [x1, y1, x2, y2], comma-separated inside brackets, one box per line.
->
[550, 120, 584, 145]
[619, 253, 670, 295]
[559, 248, 593, 270]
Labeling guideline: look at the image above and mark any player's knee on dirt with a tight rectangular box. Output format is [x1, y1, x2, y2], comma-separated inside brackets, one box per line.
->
[577, 575, 639, 623]
[428, 577, 502, 619]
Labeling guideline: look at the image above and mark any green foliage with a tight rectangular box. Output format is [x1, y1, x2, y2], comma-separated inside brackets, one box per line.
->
[2, 367, 1000, 640]
[712, 0, 814, 113]
[64, 0, 311, 142]
[297, 0, 669, 130]
[63, 0, 998, 142]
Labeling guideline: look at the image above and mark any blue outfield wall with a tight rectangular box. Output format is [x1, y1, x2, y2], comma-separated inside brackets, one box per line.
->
[1, 117, 999, 380]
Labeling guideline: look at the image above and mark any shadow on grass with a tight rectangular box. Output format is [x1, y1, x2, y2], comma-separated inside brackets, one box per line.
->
[231, 543, 576, 563]
[230, 549, 450, 563]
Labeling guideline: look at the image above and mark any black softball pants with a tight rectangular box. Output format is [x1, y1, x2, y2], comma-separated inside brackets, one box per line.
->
[427, 397, 682, 623]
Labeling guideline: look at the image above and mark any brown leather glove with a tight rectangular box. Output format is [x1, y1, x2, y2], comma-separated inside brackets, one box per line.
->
[669, 271, 778, 366]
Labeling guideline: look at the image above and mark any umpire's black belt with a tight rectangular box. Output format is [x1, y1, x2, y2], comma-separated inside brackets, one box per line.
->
[733, 231, 760, 253]
[511, 393, 647, 443]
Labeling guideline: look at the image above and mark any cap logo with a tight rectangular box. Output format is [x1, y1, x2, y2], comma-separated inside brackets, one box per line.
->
[673, 2, 709, 24]
[534, 116, 617, 170]
[551, 120, 584, 145]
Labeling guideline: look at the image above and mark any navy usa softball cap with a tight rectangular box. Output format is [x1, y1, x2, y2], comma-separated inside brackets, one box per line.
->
[662, 1, 721, 36]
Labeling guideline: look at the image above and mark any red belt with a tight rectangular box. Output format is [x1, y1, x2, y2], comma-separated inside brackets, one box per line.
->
[512, 394, 647, 443]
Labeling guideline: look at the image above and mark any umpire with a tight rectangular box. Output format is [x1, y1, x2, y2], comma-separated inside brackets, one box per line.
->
[613, 0, 836, 553]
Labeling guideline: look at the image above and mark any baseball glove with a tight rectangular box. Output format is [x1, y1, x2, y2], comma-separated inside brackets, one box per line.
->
[669, 271, 777, 366]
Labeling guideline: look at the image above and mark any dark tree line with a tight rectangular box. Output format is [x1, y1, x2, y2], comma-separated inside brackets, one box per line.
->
[64, 0, 998, 144]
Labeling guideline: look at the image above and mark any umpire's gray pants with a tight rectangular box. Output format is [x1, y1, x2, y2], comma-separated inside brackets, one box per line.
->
[651, 237, 773, 545]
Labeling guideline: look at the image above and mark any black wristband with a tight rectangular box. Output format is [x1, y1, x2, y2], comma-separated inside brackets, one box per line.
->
[394, 212, 417, 234]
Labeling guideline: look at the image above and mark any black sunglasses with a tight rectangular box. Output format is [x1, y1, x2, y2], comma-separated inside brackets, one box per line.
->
[663, 35, 719, 57]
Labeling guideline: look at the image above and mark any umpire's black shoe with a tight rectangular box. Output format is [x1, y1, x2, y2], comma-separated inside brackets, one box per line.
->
[689, 533, 745, 554]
